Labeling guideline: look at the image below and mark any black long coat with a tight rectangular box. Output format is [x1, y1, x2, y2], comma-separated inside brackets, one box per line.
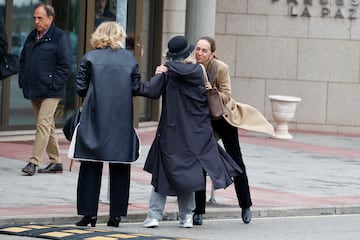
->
[0, 18, 7, 57]
[74, 48, 139, 163]
[133, 62, 242, 196]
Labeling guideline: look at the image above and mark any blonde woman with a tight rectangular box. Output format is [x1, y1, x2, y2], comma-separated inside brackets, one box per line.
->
[73, 22, 140, 227]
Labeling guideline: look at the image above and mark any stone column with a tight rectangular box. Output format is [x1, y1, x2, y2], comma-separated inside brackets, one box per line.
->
[185, 0, 216, 44]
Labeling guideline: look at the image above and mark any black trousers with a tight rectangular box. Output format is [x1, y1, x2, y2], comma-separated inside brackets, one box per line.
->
[194, 118, 252, 214]
[77, 161, 131, 217]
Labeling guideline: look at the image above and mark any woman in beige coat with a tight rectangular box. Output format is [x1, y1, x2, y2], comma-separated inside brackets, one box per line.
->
[192, 36, 274, 225]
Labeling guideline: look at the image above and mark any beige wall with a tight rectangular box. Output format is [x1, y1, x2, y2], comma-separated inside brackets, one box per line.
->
[162, 0, 186, 61]
[161, 0, 360, 134]
[215, 0, 360, 134]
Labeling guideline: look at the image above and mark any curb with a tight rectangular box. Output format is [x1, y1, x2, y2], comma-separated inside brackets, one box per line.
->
[2, 206, 360, 226]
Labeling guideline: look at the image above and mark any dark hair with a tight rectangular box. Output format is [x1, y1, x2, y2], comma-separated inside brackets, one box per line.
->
[34, 3, 56, 18]
[197, 36, 216, 53]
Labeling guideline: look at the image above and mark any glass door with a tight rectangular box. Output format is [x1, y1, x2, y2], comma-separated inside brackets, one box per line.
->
[91, 0, 157, 123]
[131, 0, 163, 122]
[0, 0, 161, 131]
[7, 0, 41, 128]
[5, 0, 81, 129]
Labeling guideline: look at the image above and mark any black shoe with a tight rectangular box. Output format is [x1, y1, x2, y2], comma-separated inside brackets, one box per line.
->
[21, 162, 37, 176]
[193, 213, 203, 225]
[241, 207, 252, 224]
[107, 216, 121, 227]
[38, 163, 63, 173]
[75, 216, 97, 227]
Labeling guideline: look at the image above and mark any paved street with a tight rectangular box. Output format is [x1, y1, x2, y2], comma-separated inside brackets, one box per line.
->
[100, 214, 360, 240]
[2, 215, 360, 240]
[0, 128, 360, 239]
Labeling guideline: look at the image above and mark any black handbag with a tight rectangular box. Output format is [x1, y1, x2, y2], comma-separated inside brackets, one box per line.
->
[0, 53, 19, 80]
[63, 108, 81, 141]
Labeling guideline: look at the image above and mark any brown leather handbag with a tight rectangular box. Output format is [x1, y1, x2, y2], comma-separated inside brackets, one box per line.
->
[200, 64, 224, 119]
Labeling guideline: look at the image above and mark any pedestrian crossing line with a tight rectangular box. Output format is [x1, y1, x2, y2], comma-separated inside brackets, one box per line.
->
[0, 224, 192, 240]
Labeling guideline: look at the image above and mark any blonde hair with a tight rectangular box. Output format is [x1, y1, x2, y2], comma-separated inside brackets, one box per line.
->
[184, 50, 196, 64]
[90, 21, 126, 50]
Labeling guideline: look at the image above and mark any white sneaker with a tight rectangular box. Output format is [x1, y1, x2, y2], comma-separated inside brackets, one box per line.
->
[179, 214, 193, 228]
[142, 218, 159, 228]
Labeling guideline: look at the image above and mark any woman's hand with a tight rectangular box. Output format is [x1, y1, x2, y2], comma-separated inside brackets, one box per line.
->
[155, 65, 168, 75]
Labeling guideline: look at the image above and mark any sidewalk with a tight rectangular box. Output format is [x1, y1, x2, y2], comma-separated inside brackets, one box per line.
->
[0, 127, 360, 225]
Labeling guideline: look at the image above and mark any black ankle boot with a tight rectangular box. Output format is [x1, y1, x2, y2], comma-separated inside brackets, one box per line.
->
[76, 216, 97, 227]
[193, 213, 203, 225]
[107, 216, 121, 227]
[241, 207, 252, 224]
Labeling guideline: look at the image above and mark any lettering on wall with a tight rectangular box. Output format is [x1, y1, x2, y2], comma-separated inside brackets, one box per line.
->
[271, 0, 360, 19]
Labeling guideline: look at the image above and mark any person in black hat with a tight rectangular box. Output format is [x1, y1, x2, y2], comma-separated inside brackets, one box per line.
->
[133, 35, 242, 228]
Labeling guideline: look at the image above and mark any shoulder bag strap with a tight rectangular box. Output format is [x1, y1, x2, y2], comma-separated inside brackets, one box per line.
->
[200, 64, 210, 86]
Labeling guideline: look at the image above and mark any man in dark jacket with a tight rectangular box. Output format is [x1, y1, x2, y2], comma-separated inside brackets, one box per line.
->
[19, 3, 72, 176]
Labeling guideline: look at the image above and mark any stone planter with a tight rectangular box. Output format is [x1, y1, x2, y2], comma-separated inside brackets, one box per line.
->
[268, 95, 301, 140]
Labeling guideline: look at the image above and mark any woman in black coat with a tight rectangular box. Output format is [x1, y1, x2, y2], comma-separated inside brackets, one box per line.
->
[0, 18, 7, 58]
[71, 22, 140, 228]
[0, 18, 8, 81]
[133, 36, 242, 228]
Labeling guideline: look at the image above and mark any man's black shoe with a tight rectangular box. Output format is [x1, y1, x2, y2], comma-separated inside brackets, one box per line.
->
[241, 207, 252, 224]
[21, 162, 37, 176]
[38, 163, 63, 173]
[193, 213, 203, 225]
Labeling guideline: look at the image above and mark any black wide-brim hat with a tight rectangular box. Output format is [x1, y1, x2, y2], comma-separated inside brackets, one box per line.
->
[166, 35, 194, 60]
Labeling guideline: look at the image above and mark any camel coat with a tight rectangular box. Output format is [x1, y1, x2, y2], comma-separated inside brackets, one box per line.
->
[205, 58, 275, 137]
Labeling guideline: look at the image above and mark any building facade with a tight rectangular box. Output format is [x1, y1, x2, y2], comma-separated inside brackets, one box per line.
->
[0, 0, 164, 132]
[213, 0, 360, 135]
[169, 0, 360, 135]
[1, 0, 359, 134]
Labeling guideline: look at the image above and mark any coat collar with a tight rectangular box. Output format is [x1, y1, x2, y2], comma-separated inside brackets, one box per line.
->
[32, 22, 56, 44]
